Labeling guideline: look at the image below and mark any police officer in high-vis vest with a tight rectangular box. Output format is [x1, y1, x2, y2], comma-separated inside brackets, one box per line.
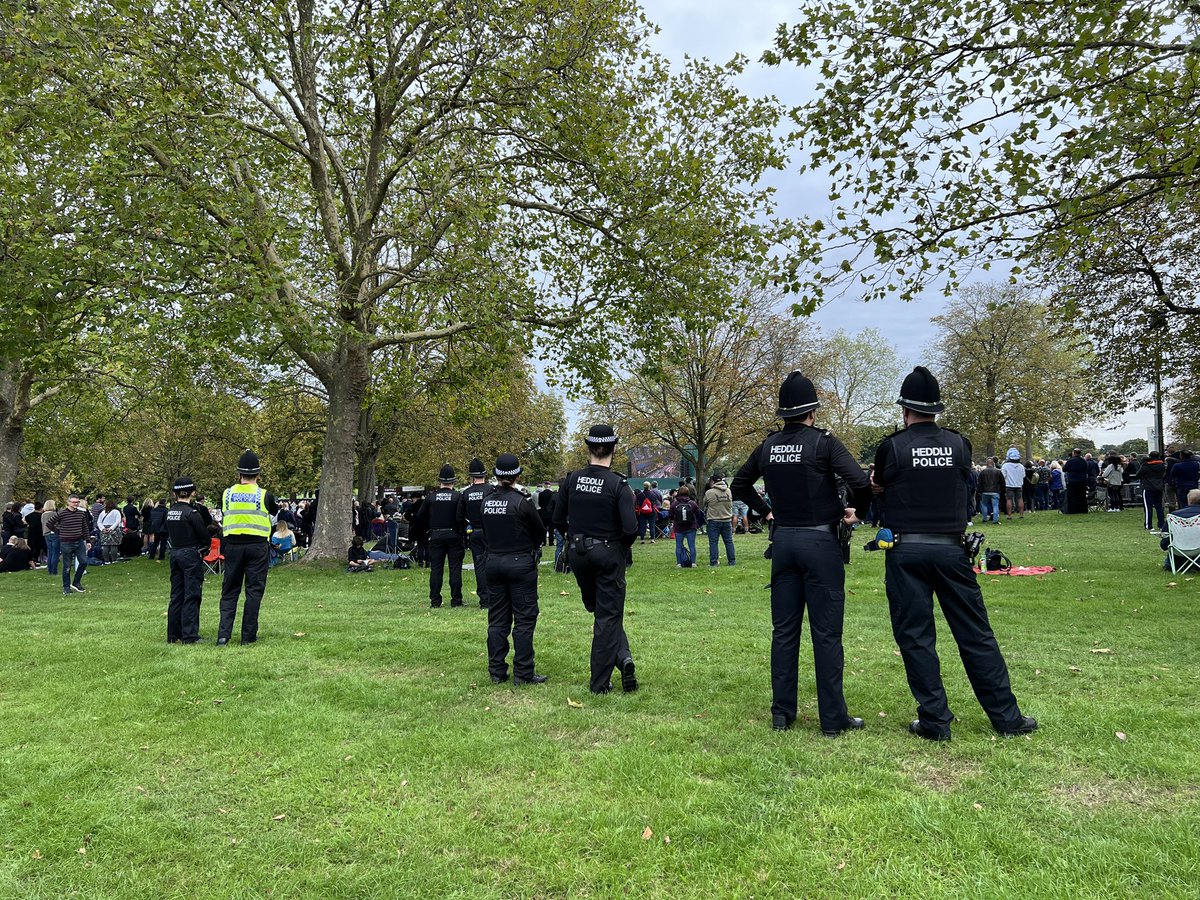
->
[165, 475, 212, 644]
[218, 450, 278, 645]
[457, 458, 492, 609]
[481, 453, 548, 685]
[417, 464, 464, 607]
[873, 367, 1037, 741]
[731, 371, 872, 736]
[553, 424, 639, 695]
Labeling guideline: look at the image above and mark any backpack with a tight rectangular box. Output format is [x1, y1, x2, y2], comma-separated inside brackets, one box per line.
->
[676, 502, 690, 527]
[638, 496, 653, 515]
[984, 548, 1012, 573]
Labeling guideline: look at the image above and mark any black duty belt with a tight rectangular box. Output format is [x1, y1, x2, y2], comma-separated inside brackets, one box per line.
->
[777, 524, 835, 533]
[897, 533, 962, 545]
[431, 528, 458, 535]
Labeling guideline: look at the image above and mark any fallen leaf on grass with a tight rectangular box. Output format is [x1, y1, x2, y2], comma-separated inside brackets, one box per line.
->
[1089, 648, 1112, 654]
[77, 848, 86, 855]
[877, 711, 887, 718]
[836, 861, 845, 871]
[273, 814, 286, 821]
[1068, 666, 1082, 673]
[135, 785, 146, 793]
[703, 589, 713, 595]
[218, 808, 228, 814]
[566, 697, 583, 708]
[664, 836, 671, 845]
[293, 632, 306, 637]
[31, 850, 41, 859]
[642, 826, 653, 840]
[1116, 732, 1127, 742]
[401, 780, 408, 787]
[1166, 582, 1177, 588]
[973, 803, 983, 810]
[559, 591, 570, 596]
[343, 755, 352, 761]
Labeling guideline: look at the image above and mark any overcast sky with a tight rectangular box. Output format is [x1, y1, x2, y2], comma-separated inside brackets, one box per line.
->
[557, 0, 1155, 445]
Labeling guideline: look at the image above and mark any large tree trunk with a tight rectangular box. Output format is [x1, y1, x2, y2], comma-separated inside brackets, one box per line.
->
[356, 404, 379, 503]
[305, 337, 371, 560]
[0, 423, 23, 504]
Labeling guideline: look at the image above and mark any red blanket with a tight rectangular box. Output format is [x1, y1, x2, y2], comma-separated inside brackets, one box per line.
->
[973, 566, 1056, 576]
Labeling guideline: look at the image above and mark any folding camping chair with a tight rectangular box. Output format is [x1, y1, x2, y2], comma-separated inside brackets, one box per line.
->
[201, 537, 224, 577]
[1165, 514, 1200, 574]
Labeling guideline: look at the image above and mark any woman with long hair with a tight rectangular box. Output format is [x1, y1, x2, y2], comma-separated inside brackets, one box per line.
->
[1101, 454, 1125, 512]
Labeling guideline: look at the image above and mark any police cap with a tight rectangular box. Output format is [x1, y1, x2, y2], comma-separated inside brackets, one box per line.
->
[467, 458, 487, 477]
[897, 366, 945, 414]
[586, 424, 618, 445]
[438, 464, 456, 483]
[237, 449, 261, 475]
[172, 475, 196, 494]
[494, 454, 522, 478]
[777, 371, 820, 418]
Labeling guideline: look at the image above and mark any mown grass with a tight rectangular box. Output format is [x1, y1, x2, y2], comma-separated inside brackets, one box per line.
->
[0, 510, 1197, 898]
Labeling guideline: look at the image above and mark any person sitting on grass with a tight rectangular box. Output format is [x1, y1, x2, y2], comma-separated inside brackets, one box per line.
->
[348, 536, 376, 571]
[0, 536, 36, 573]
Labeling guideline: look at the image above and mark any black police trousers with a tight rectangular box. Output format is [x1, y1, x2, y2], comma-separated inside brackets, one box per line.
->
[769, 527, 852, 731]
[428, 530, 464, 606]
[568, 540, 632, 694]
[468, 530, 490, 607]
[485, 551, 539, 680]
[885, 542, 1023, 736]
[167, 546, 205, 643]
[218, 541, 269, 643]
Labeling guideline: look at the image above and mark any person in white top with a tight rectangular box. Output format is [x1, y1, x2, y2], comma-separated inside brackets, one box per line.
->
[1000, 448, 1026, 520]
[96, 499, 124, 564]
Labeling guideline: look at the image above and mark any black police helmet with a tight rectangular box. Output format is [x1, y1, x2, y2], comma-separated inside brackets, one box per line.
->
[896, 366, 945, 414]
[438, 464, 456, 483]
[237, 450, 261, 475]
[586, 424, 618, 446]
[777, 371, 820, 418]
[494, 454, 522, 478]
[467, 458, 486, 478]
[172, 475, 196, 494]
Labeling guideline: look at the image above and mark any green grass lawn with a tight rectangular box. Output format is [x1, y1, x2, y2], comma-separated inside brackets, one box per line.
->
[1, 510, 1197, 898]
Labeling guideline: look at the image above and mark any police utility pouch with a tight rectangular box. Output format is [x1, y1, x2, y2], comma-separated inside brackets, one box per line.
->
[571, 534, 592, 556]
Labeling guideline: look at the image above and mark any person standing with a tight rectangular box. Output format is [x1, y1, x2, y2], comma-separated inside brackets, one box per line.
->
[1062, 448, 1089, 514]
[24, 502, 45, 566]
[1171, 449, 1200, 511]
[976, 458, 1004, 524]
[481, 454, 548, 685]
[873, 366, 1036, 741]
[1000, 449, 1026, 520]
[147, 500, 169, 560]
[671, 486, 700, 567]
[1139, 451, 1168, 532]
[165, 476, 213, 644]
[458, 458, 493, 609]
[731, 371, 871, 736]
[702, 474, 736, 566]
[51, 494, 92, 595]
[40, 500, 59, 575]
[416, 465, 465, 607]
[218, 450, 278, 646]
[553, 424, 639, 695]
[537, 482, 556, 547]
[96, 499, 123, 564]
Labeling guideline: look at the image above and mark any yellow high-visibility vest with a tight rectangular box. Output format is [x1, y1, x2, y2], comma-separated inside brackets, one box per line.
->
[222, 484, 271, 538]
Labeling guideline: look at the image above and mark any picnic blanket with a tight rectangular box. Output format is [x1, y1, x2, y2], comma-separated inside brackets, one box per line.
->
[973, 566, 1056, 576]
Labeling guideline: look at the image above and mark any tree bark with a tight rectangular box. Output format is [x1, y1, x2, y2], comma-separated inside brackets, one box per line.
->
[0, 424, 24, 504]
[356, 404, 379, 503]
[305, 336, 372, 560]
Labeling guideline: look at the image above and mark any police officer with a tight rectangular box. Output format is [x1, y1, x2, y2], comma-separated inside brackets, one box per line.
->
[553, 424, 639, 695]
[417, 464, 465, 607]
[218, 450, 278, 646]
[165, 475, 212, 644]
[458, 458, 493, 609]
[481, 453, 548, 685]
[873, 366, 1037, 740]
[731, 371, 871, 736]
